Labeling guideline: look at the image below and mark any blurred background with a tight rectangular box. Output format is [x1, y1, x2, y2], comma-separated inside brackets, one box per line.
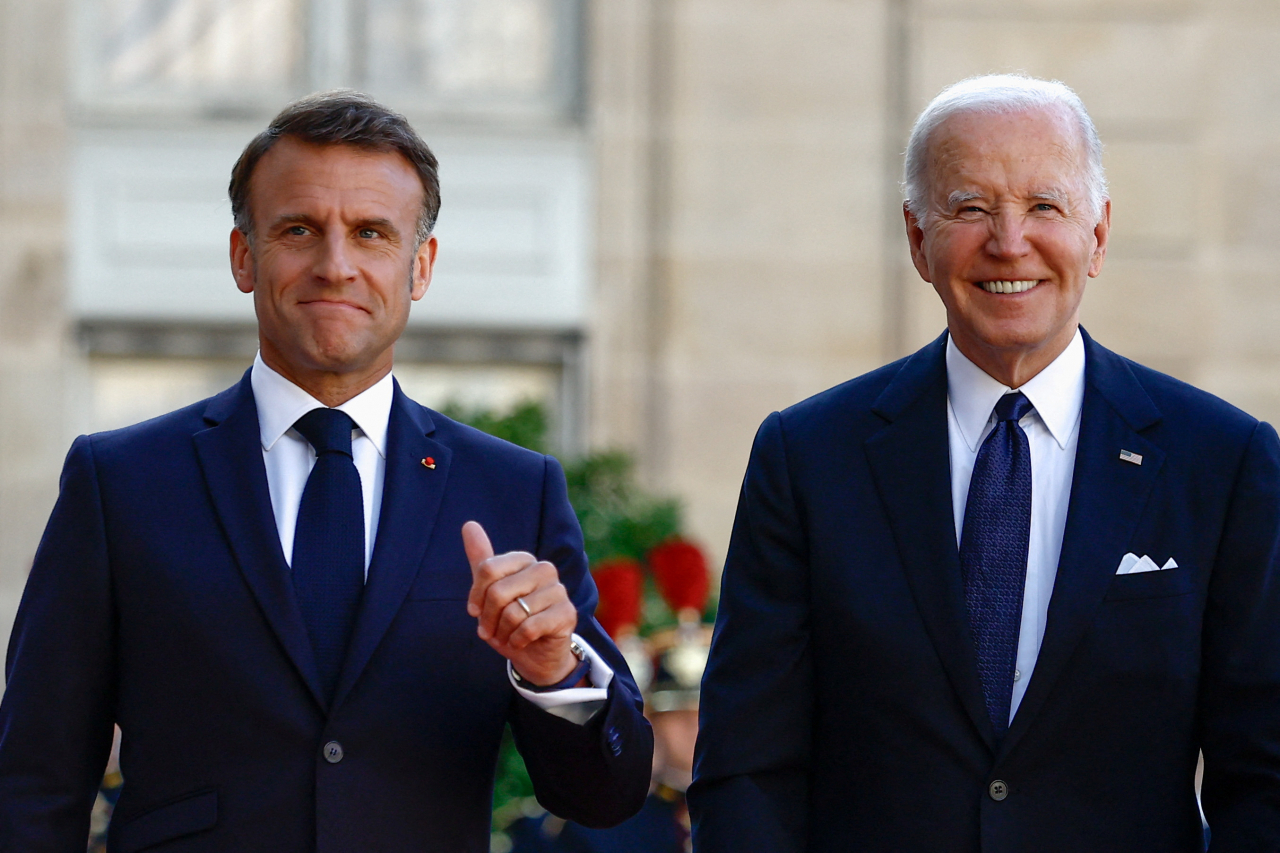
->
[2, 0, 1280, 662]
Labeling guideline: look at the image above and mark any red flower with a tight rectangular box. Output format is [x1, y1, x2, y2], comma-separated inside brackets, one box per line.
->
[649, 538, 710, 617]
[592, 558, 643, 639]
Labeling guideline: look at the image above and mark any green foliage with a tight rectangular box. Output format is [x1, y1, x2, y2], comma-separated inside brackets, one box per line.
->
[565, 451, 681, 566]
[442, 399, 683, 566]
[490, 725, 537, 832]
[440, 399, 549, 455]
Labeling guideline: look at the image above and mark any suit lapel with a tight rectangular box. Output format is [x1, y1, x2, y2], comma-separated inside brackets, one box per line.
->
[193, 372, 326, 709]
[331, 383, 452, 710]
[1000, 334, 1164, 757]
[866, 334, 997, 748]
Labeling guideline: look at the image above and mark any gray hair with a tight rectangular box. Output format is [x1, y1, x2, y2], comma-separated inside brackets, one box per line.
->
[902, 74, 1108, 223]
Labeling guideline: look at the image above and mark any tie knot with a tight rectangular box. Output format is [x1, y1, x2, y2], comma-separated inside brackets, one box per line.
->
[994, 392, 1034, 424]
[294, 408, 355, 457]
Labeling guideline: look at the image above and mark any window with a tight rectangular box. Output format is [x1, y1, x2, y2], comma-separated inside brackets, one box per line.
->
[78, 0, 581, 121]
[93, 0, 302, 92]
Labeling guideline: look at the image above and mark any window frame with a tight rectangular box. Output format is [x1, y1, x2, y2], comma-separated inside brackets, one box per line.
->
[70, 0, 584, 126]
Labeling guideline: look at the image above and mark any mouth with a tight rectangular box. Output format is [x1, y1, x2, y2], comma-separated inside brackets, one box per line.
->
[977, 280, 1041, 294]
[299, 299, 368, 314]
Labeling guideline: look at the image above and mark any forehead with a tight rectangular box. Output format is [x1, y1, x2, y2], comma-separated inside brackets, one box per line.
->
[926, 107, 1088, 199]
[248, 137, 423, 215]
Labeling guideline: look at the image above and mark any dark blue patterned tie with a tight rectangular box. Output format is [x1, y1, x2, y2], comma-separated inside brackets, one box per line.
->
[959, 391, 1034, 740]
[291, 408, 365, 706]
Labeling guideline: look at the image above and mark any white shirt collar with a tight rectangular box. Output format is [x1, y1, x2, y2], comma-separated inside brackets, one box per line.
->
[250, 352, 393, 458]
[946, 328, 1086, 453]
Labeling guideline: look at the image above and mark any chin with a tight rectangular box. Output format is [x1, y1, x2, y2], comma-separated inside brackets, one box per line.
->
[301, 339, 373, 373]
[987, 332, 1052, 353]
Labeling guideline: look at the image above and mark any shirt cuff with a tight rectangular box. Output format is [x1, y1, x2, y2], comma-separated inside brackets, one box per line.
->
[507, 633, 614, 725]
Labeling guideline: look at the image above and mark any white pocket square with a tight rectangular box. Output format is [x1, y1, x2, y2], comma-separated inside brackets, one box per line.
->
[1116, 552, 1178, 575]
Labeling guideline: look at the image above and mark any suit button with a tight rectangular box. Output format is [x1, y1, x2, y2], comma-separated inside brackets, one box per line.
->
[323, 741, 344, 764]
[988, 780, 1009, 801]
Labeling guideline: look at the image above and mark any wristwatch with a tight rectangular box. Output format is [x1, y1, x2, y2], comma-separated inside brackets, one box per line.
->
[512, 638, 591, 692]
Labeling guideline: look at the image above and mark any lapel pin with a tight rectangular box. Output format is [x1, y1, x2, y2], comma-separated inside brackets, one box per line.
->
[1119, 449, 1143, 466]
[421, 457, 436, 469]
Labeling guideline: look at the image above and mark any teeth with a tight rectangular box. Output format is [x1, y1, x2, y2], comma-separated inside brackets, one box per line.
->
[981, 280, 1039, 294]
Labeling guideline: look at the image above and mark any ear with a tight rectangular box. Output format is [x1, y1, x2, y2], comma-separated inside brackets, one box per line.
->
[904, 204, 933, 283]
[230, 229, 255, 294]
[411, 235, 438, 301]
[1088, 197, 1111, 278]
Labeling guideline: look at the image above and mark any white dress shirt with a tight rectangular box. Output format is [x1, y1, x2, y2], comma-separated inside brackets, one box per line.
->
[252, 352, 390, 572]
[946, 329, 1085, 722]
[249, 354, 611, 718]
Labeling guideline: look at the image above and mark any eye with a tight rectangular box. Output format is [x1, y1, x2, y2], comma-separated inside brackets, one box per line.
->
[358, 227, 381, 239]
[286, 225, 310, 236]
[1033, 202, 1057, 212]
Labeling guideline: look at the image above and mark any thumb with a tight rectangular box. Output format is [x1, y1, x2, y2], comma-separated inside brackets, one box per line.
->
[463, 521, 496, 619]
[462, 520, 495, 577]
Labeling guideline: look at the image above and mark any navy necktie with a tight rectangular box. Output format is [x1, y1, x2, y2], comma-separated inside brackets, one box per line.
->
[291, 408, 365, 705]
[959, 391, 1034, 740]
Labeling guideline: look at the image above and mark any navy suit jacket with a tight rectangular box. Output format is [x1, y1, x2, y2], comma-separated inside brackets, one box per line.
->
[691, 331, 1280, 852]
[0, 372, 651, 853]
[507, 791, 686, 853]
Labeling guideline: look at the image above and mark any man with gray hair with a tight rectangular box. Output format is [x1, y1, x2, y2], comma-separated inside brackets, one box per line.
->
[691, 74, 1280, 851]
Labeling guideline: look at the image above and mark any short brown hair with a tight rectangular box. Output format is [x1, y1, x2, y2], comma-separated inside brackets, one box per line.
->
[229, 90, 440, 246]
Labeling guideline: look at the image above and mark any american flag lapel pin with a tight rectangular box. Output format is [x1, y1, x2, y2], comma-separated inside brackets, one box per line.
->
[421, 457, 436, 469]
[1119, 449, 1143, 466]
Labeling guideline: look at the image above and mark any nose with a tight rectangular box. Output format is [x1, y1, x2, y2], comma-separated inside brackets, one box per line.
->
[314, 232, 357, 283]
[985, 209, 1031, 260]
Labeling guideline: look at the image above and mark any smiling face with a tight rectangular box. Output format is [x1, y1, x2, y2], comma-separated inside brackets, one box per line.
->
[230, 137, 437, 403]
[905, 106, 1110, 387]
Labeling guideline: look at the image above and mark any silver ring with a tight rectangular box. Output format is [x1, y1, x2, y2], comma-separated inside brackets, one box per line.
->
[516, 596, 532, 617]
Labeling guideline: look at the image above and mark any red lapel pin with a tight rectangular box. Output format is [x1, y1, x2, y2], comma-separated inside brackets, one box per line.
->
[421, 457, 436, 469]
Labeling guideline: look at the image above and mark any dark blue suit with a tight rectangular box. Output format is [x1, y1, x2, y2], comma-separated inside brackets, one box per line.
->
[0, 373, 651, 852]
[691, 331, 1280, 852]
[507, 791, 687, 853]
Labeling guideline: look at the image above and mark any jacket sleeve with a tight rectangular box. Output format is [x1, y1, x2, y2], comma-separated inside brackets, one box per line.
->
[689, 412, 812, 853]
[507, 454, 653, 829]
[0, 435, 117, 851]
[1199, 420, 1280, 848]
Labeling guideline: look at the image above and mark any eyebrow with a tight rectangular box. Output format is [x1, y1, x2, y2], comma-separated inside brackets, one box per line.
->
[944, 189, 1073, 209]
[268, 213, 403, 238]
[268, 213, 314, 230]
[1024, 189, 1075, 211]
[1030, 190, 1071, 207]
[946, 191, 984, 209]
[353, 217, 401, 238]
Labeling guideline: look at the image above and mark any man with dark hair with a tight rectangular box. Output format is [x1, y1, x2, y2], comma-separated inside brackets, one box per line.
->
[692, 74, 1280, 851]
[228, 90, 443, 246]
[0, 91, 651, 852]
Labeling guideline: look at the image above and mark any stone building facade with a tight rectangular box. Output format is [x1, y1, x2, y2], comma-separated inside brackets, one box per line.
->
[2, 0, 1279, 653]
